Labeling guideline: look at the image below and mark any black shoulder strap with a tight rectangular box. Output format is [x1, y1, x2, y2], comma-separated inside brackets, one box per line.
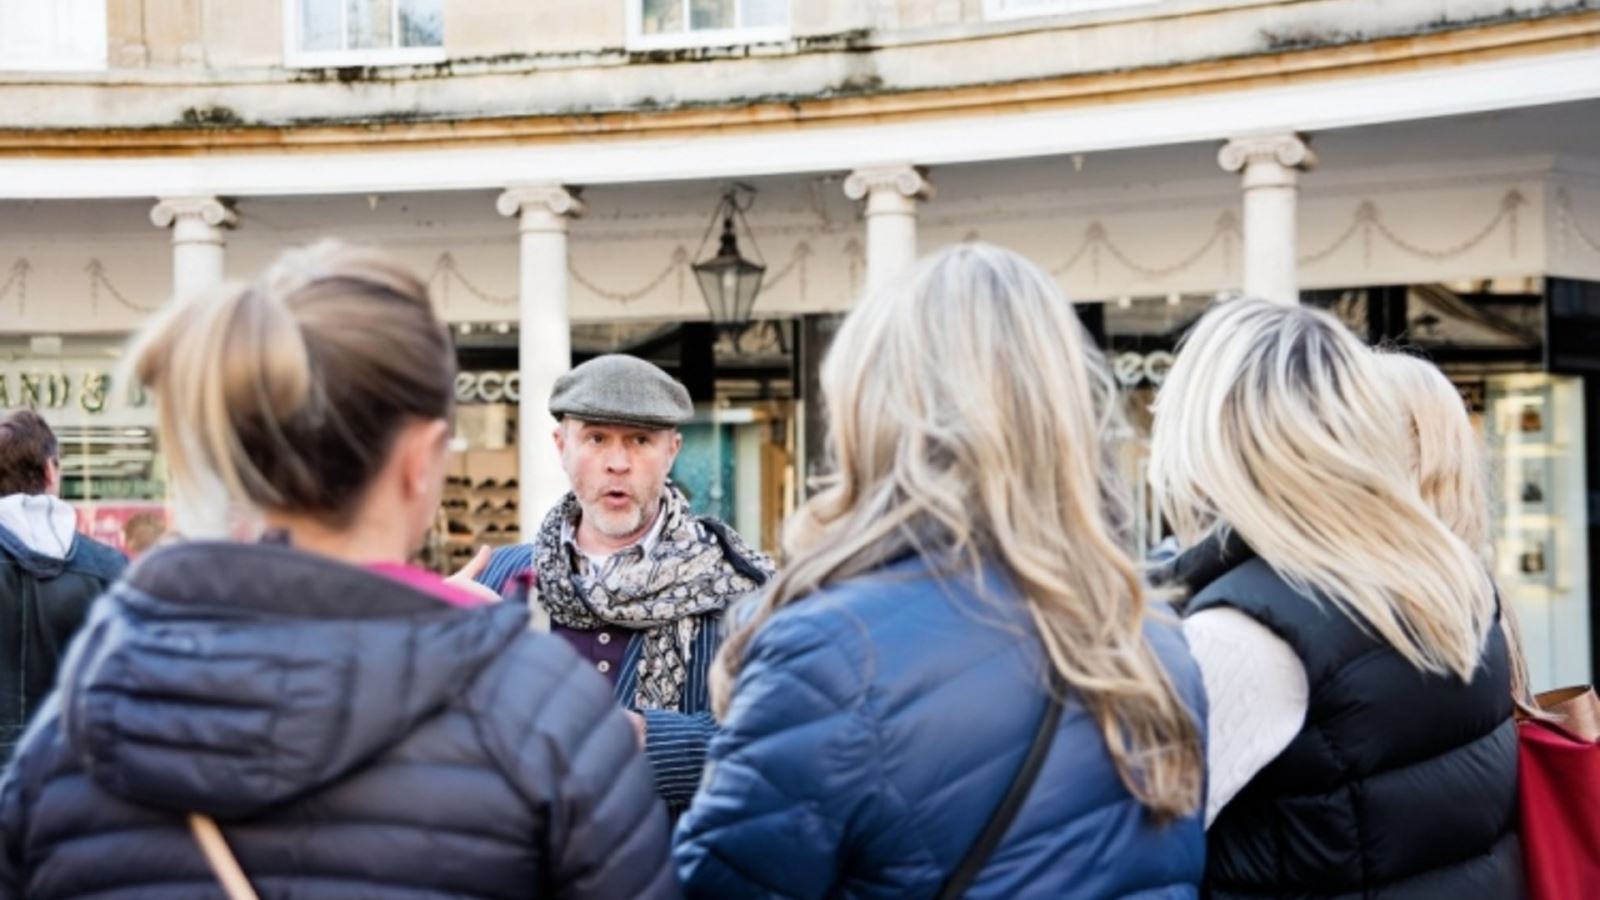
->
[699, 516, 770, 586]
[936, 671, 1065, 899]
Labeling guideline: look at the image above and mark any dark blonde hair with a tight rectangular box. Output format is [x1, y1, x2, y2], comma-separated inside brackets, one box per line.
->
[714, 244, 1203, 822]
[130, 241, 454, 537]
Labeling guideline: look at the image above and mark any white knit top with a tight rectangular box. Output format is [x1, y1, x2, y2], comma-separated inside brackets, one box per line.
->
[1183, 607, 1309, 827]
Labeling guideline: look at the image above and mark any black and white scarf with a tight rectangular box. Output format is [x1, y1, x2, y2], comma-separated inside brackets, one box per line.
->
[534, 484, 773, 710]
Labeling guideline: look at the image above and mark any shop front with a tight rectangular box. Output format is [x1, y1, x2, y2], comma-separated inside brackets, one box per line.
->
[0, 336, 167, 556]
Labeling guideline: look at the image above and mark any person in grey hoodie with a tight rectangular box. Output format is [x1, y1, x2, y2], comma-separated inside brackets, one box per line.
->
[0, 409, 124, 761]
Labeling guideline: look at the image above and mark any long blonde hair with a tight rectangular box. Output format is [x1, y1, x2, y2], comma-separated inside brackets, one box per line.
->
[1150, 300, 1496, 682]
[129, 241, 455, 539]
[1376, 353, 1492, 564]
[1376, 351, 1533, 701]
[713, 243, 1203, 821]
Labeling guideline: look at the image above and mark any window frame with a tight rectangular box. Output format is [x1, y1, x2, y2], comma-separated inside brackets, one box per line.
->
[625, 0, 791, 51]
[283, 0, 446, 69]
[0, 0, 107, 72]
[983, 0, 1157, 21]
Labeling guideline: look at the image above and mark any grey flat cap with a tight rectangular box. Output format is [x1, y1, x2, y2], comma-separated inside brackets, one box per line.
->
[549, 354, 694, 429]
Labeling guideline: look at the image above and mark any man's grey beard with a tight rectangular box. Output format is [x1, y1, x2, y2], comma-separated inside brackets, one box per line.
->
[586, 492, 663, 541]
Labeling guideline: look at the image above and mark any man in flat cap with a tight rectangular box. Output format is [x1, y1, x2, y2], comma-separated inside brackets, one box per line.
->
[477, 354, 773, 813]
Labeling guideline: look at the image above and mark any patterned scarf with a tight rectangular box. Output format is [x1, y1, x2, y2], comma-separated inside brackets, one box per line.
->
[534, 483, 773, 710]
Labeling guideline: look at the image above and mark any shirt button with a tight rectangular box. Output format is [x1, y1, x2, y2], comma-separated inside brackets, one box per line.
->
[597, 632, 612, 646]
[597, 661, 611, 674]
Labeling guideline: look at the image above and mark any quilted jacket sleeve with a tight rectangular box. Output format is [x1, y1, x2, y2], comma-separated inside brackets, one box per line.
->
[674, 611, 878, 899]
[471, 634, 680, 900]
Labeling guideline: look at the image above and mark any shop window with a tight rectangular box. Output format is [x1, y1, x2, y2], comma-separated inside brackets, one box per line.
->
[984, 0, 1157, 20]
[629, 0, 790, 50]
[286, 0, 444, 68]
[0, 0, 106, 71]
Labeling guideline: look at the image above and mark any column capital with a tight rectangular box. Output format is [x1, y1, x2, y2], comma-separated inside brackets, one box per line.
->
[843, 165, 934, 202]
[496, 184, 585, 224]
[1217, 133, 1317, 174]
[149, 196, 237, 230]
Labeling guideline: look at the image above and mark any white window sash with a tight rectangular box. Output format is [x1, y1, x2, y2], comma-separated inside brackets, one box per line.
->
[626, 0, 790, 50]
[284, 1, 445, 69]
[0, 0, 107, 72]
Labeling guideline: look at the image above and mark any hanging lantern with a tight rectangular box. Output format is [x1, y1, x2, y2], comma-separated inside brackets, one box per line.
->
[692, 189, 766, 332]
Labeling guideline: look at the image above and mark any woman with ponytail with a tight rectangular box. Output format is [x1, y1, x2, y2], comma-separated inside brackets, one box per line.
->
[1150, 300, 1522, 899]
[0, 243, 675, 899]
[675, 244, 1207, 899]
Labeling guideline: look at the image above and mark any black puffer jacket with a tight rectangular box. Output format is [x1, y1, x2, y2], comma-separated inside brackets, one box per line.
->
[1171, 533, 1522, 899]
[0, 512, 125, 761]
[0, 541, 678, 899]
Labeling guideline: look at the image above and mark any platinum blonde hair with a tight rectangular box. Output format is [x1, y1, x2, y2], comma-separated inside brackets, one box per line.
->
[1150, 300, 1495, 682]
[1376, 351, 1533, 701]
[1375, 353, 1492, 564]
[713, 243, 1203, 821]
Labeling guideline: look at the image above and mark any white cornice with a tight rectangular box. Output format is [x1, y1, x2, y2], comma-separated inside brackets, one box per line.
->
[0, 48, 1595, 201]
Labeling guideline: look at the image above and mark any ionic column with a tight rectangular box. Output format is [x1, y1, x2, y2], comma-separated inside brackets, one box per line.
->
[149, 196, 237, 301]
[1218, 134, 1317, 305]
[496, 184, 585, 534]
[843, 165, 933, 297]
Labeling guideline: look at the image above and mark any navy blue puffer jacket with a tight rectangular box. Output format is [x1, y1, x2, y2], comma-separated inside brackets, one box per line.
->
[675, 555, 1207, 899]
[0, 541, 677, 899]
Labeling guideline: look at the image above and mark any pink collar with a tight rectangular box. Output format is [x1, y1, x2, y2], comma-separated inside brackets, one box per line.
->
[366, 562, 488, 608]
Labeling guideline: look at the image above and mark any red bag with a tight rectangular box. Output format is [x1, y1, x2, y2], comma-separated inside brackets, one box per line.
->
[1518, 686, 1600, 900]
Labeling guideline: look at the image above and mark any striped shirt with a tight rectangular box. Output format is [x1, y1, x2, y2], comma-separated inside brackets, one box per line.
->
[480, 543, 721, 812]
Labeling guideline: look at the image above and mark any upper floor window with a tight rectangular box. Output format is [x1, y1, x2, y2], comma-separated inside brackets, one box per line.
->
[286, 0, 445, 68]
[629, 0, 790, 50]
[0, 0, 106, 71]
[985, 0, 1154, 20]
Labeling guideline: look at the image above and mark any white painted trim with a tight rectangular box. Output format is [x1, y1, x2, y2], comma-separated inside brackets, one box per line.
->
[625, 26, 791, 51]
[983, 0, 1160, 22]
[283, 47, 448, 68]
[0, 56, 109, 73]
[1, 46, 1597, 199]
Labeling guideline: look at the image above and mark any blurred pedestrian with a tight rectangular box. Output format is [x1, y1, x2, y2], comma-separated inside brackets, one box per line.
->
[0, 409, 124, 762]
[120, 511, 166, 560]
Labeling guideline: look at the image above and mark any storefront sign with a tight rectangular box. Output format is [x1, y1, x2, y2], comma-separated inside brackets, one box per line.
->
[455, 371, 521, 405]
[0, 368, 146, 416]
[1112, 351, 1175, 388]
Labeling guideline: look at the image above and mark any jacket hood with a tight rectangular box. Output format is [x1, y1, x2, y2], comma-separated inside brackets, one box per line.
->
[0, 494, 80, 576]
[57, 541, 529, 818]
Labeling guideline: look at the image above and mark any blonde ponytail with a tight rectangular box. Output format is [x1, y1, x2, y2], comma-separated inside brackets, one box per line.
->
[129, 241, 455, 538]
